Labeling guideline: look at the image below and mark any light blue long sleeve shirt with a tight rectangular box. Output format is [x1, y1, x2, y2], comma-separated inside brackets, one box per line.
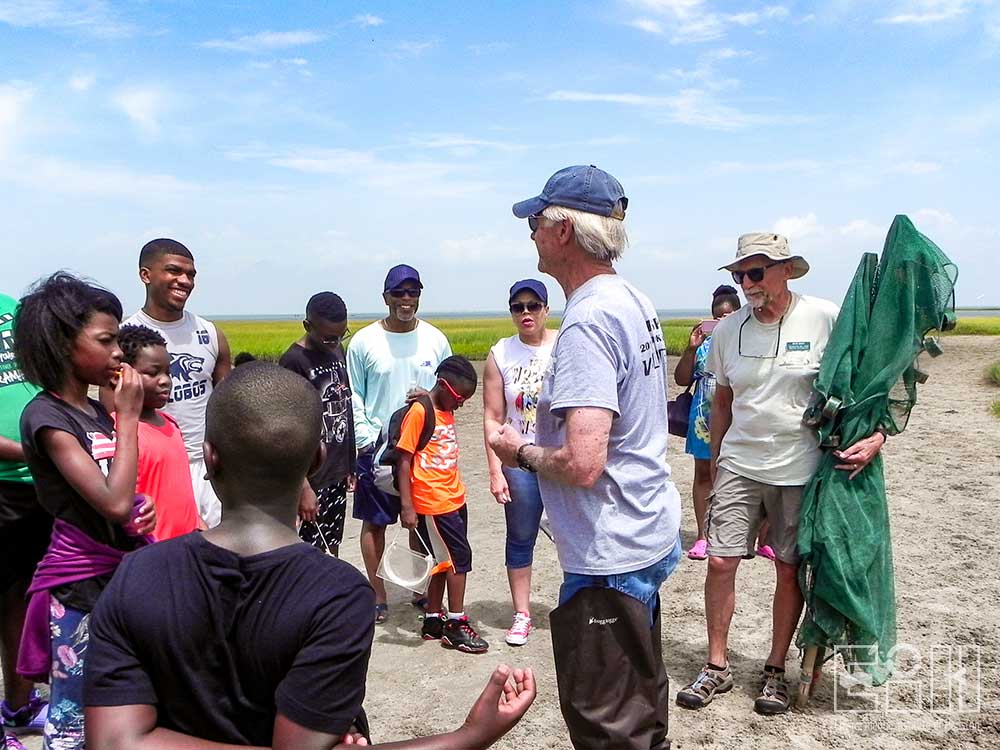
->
[346, 320, 452, 450]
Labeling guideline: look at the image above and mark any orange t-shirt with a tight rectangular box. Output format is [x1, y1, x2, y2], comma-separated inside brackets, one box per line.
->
[125, 412, 202, 541]
[396, 401, 465, 515]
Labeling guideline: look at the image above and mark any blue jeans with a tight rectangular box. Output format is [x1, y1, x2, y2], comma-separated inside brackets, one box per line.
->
[559, 536, 682, 627]
[502, 466, 544, 569]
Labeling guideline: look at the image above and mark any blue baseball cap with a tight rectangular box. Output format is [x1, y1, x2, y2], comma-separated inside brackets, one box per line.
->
[508, 278, 548, 305]
[383, 264, 423, 292]
[512, 165, 628, 220]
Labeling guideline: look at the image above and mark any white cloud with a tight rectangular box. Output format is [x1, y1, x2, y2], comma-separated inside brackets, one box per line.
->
[890, 160, 942, 175]
[201, 30, 326, 53]
[0, 155, 199, 196]
[878, 0, 976, 24]
[630, 18, 664, 33]
[911, 208, 956, 228]
[626, 0, 790, 43]
[710, 158, 824, 174]
[0, 84, 32, 156]
[111, 87, 168, 136]
[0, 0, 132, 36]
[69, 72, 96, 91]
[774, 212, 823, 240]
[282, 58, 308, 66]
[405, 134, 526, 154]
[394, 40, 436, 56]
[546, 88, 796, 130]
[468, 41, 512, 55]
[352, 14, 384, 27]
[840, 219, 885, 244]
[227, 145, 493, 197]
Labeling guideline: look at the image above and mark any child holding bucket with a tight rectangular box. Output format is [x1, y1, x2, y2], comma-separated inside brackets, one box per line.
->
[396, 356, 488, 654]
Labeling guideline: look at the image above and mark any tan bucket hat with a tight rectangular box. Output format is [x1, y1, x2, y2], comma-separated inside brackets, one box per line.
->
[719, 232, 809, 279]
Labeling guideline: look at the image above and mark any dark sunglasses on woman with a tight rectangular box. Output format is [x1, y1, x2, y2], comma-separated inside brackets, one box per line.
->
[731, 260, 783, 285]
[510, 301, 544, 314]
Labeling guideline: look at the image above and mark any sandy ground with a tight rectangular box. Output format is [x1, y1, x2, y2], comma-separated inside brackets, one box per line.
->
[5, 335, 999, 749]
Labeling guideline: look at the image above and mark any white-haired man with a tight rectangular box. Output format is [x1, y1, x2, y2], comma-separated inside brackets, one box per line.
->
[676, 233, 886, 715]
[490, 165, 682, 750]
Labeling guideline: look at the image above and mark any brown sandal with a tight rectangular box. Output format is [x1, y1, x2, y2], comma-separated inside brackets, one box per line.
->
[676, 663, 734, 709]
[754, 668, 792, 715]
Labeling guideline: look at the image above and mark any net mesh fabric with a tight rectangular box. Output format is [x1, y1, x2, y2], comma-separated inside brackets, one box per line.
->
[796, 215, 958, 686]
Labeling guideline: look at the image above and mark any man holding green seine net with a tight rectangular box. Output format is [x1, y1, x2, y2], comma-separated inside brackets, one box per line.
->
[676, 232, 887, 716]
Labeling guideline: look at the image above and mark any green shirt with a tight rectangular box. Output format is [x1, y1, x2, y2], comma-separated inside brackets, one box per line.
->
[0, 293, 39, 483]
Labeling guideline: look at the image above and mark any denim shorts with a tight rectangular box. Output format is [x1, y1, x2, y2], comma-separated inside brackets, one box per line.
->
[558, 536, 682, 626]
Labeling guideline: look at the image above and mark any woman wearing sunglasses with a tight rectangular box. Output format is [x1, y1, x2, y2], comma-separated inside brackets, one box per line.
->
[482, 279, 556, 646]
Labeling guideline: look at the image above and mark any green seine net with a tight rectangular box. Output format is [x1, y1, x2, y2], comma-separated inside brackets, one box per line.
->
[796, 215, 958, 686]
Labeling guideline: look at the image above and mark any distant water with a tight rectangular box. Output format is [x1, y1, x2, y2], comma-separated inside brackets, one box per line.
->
[210, 307, 998, 321]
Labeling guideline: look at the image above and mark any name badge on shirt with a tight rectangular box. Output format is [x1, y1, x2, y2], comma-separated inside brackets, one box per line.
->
[786, 342, 811, 352]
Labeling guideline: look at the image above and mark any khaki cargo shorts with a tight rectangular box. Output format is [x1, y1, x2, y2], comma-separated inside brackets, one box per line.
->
[705, 467, 803, 564]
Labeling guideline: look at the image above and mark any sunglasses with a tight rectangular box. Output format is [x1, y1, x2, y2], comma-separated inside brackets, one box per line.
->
[388, 288, 421, 299]
[319, 328, 351, 346]
[510, 301, 544, 314]
[438, 377, 467, 405]
[305, 322, 351, 346]
[527, 214, 543, 232]
[731, 260, 783, 285]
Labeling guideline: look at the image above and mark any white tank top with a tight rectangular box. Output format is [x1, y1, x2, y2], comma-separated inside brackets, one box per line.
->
[124, 309, 219, 461]
[489, 334, 553, 442]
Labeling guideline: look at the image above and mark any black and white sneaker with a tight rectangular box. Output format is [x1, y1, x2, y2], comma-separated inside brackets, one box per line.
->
[420, 613, 444, 641]
[441, 616, 489, 654]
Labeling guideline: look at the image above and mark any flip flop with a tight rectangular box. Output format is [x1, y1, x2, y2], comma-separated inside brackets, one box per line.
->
[375, 603, 389, 623]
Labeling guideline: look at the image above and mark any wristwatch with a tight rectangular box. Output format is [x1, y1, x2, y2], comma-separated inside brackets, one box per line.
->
[516, 443, 537, 473]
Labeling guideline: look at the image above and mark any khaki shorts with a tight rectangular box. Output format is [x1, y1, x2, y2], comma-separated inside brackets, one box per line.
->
[705, 467, 803, 564]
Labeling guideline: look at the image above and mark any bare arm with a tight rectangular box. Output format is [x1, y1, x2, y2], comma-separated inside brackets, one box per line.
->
[0, 435, 24, 463]
[41, 366, 145, 525]
[213, 328, 232, 385]
[709, 384, 733, 486]
[397, 452, 417, 529]
[87, 664, 535, 750]
[481, 354, 511, 503]
[674, 325, 705, 387]
[491, 406, 612, 489]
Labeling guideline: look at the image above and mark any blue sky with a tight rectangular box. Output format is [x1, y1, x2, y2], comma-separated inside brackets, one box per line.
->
[1, 0, 997, 316]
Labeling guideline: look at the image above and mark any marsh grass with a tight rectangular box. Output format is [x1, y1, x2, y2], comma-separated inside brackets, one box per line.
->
[986, 361, 1000, 387]
[945, 317, 1000, 336]
[217, 317, 699, 362]
[991, 399, 1000, 421]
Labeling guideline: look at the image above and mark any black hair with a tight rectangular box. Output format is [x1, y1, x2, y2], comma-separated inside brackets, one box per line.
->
[233, 352, 257, 367]
[118, 324, 167, 366]
[139, 238, 194, 268]
[712, 284, 741, 314]
[305, 292, 347, 323]
[206, 362, 322, 488]
[436, 355, 478, 389]
[13, 272, 123, 392]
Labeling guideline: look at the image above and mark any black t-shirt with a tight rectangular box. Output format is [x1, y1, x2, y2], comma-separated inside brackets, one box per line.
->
[279, 343, 357, 486]
[19, 391, 140, 610]
[86, 533, 375, 745]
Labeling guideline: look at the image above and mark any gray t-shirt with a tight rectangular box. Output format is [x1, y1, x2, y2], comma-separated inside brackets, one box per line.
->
[535, 274, 682, 576]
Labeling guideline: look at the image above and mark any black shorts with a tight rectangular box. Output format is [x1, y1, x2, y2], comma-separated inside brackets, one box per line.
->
[0, 482, 52, 592]
[299, 479, 349, 554]
[417, 505, 472, 575]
